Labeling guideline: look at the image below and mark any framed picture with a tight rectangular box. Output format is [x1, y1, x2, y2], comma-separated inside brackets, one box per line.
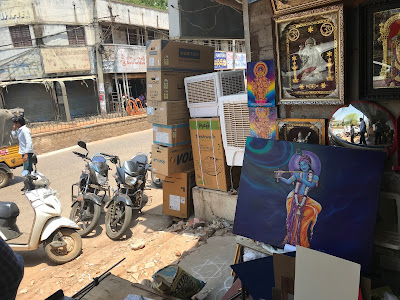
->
[270, 0, 338, 16]
[277, 118, 326, 145]
[274, 5, 344, 105]
[360, 0, 400, 99]
[249, 107, 278, 139]
[247, 60, 276, 107]
[233, 138, 386, 271]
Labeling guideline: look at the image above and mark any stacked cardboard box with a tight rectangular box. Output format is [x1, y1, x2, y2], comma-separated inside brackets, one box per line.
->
[146, 40, 214, 218]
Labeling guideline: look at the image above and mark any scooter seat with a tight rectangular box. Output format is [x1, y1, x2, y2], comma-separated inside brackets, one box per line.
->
[0, 202, 20, 219]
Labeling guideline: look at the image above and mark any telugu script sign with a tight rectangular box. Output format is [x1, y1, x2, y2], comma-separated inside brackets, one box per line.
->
[102, 45, 146, 73]
[0, 49, 43, 81]
[0, 0, 34, 25]
[41, 47, 91, 74]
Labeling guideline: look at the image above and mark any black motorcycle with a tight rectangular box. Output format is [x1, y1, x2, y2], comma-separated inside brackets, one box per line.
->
[101, 152, 149, 240]
[70, 141, 110, 237]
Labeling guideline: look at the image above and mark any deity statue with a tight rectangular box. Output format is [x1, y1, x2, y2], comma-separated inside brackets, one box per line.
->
[297, 37, 327, 83]
[293, 131, 312, 143]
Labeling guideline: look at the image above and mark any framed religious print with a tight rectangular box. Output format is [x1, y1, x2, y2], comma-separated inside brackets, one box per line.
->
[277, 118, 326, 145]
[247, 60, 276, 107]
[270, 0, 338, 16]
[249, 107, 278, 139]
[274, 5, 344, 105]
[360, 0, 400, 100]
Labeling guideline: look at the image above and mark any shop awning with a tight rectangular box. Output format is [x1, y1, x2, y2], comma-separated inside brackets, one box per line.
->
[0, 75, 97, 88]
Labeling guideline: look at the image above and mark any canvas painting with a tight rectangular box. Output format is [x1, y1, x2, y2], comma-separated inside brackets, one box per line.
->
[277, 118, 326, 145]
[274, 5, 344, 104]
[249, 107, 278, 139]
[233, 138, 385, 271]
[247, 60, 276, 107]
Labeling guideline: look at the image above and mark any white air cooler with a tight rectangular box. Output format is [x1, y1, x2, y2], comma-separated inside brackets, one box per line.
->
[184, 70, 245, 118]
[219, 92, 250, 166]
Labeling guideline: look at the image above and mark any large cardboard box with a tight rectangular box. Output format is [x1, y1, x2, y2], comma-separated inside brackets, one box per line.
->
[146, 40, 214, 72]
[189, 118, 229, 191]
[151, 144, 194, 177]
[163, 171, 195, 218]
[147, 101, 189, 125]
[153, 123, 191, 147]
[147, 71, 198, 101]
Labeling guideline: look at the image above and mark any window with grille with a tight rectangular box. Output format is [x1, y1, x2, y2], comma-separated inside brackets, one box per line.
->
[102, 26, 113, 44]
[127, 29, 137, 45]
[147, 29, 156, 41]
[228, 40, 233, 52]
[203, 40, 209, 46]
[216, 40, 222, 51]
[9, 25, 32, 47]
[67, 25, 86, 45]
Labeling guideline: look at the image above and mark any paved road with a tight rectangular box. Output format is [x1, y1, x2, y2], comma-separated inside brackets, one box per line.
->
[1, 129, 157, 236]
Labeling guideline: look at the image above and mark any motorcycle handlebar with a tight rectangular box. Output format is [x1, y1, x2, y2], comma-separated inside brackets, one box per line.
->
[72, 151, 89, 160]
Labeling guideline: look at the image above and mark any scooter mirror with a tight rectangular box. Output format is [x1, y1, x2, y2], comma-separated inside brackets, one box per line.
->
[78, 141, 87, 150]
[21, 170, 29, 177]
[31, 154, 38, 165]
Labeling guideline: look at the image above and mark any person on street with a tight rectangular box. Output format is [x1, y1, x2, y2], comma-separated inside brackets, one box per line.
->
[0, 237, 24, 300]
[11, 116, 34, 172]
[359, 118, 367, 145]
[350, 124, 355, 144]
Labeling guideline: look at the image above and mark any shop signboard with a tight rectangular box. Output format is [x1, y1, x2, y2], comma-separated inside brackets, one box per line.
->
[0, 0, 34, 26]
[214, 51, 228, 70]
[226, 52, 234, 69]
[41, 47, 91, 74]
[102, 45, 146, 73]
[235, 53, 247, 69]
[0, 48, 43, 80]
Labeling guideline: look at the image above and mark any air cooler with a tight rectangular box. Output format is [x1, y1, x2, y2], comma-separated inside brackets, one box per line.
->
[184, 70, 245, 118]
[219, 93, 250, 166]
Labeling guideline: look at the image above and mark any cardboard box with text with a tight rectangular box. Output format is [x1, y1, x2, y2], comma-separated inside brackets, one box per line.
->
[153, 123, 191, 147]
[147, 101, 189, 125]
[151, 144, 194, 177]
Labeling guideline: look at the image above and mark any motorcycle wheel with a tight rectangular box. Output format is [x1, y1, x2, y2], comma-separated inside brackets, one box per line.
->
[151, 170, 163, 188]
[44, 228, 82, 264]
[105, 201, 133, 240]
[70, 198, 101, 237]
[0, 169, 9, 189]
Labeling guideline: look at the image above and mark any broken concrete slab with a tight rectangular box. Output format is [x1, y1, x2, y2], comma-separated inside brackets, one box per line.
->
[178, 236, 237, 300]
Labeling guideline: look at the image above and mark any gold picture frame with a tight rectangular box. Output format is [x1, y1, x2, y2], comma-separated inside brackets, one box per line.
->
[270, 0, 339, 15]
[274, 5, 344, 105]
[277, 118, 326, 145]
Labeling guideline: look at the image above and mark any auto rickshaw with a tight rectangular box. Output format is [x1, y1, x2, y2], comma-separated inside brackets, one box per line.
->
[0, 108, 24, 188]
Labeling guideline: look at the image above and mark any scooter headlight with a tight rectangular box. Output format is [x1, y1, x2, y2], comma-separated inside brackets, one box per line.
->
[125, 174, 137, 185]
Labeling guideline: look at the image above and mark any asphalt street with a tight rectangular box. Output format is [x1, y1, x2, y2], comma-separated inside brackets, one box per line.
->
[1, 129, 156, 236]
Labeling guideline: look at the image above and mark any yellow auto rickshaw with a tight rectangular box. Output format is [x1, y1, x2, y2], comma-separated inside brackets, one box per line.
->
[0, 108, 24, 188]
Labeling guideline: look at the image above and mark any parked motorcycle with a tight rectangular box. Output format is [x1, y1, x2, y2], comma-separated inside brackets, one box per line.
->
[101, 152, 150, 240]
[0, 155, 82, 264]
[71, 141, 110, 237]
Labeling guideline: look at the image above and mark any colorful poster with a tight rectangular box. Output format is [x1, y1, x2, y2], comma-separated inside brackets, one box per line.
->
[249, 107, 278, 139]
[233, 138, 385, 271]
[214, 51, 228, 70]
[247, 60, 276, 107]
[235, 53, 247, 69]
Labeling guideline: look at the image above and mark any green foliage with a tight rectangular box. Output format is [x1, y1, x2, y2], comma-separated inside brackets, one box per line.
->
[119, 0, 168, 10]
[343, 113, 359, 125]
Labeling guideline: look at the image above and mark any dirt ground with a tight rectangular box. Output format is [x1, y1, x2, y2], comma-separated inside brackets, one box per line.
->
[16, 216, 201, 299]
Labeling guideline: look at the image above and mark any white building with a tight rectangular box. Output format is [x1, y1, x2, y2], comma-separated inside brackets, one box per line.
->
[0, 0, 168, 122]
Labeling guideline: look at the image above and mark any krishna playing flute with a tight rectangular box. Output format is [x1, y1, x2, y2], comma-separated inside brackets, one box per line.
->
[274, 149, 322, 247]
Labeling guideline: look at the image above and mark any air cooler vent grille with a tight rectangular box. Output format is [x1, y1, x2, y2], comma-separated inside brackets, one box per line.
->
[186, 77, 217, 105]
[220, 72, 245, 96]
[223, 102, 250, 148]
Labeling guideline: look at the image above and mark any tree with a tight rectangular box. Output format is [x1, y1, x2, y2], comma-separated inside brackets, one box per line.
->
[343, 113, 359, 126]
[120, 0, 168, 10]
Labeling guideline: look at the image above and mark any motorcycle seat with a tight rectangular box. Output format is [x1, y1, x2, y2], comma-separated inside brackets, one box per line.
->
[0, 202, 20, 219]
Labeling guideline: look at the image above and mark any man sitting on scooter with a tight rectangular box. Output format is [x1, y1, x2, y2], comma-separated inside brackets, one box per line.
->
[0, 237, 24, 299]
[11, 116, 34, 173]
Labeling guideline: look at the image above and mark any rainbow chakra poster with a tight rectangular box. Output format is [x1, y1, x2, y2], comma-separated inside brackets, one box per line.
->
[249, 107, 278, 139]
[247, 60, 276, 107]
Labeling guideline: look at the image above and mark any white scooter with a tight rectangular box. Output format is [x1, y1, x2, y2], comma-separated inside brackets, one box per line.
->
[0, 155, 82, 264]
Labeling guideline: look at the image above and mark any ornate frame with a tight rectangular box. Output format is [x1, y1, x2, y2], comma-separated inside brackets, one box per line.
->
[359, 0, 400, 100]
[277, 118, 326, 145]
[270, 0, 338, 16]
[273, 5, 344, 105]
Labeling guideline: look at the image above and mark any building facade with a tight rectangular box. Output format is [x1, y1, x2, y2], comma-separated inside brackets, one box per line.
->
[0, 0, 168, 122]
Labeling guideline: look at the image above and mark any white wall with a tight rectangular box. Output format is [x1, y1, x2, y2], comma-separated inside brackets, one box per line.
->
[97, 0, 169, 30]
[42, 25, 69, 45]
[0, 27, 13, 50]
